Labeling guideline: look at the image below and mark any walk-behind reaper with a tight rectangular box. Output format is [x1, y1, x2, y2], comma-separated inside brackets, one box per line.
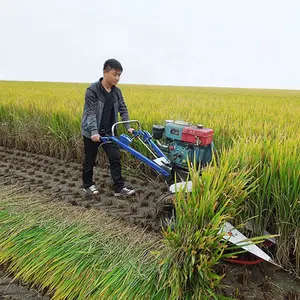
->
[100, 120, 279, 267]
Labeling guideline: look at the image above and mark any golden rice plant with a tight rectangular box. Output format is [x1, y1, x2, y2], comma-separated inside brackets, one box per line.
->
[158, 149, 266, 299]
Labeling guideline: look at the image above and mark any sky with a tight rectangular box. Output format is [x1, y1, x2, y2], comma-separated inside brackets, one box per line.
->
[0, 0, 300, 89]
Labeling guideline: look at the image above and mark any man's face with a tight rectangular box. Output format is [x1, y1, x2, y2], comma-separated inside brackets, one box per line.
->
[104, 68, 122, 86]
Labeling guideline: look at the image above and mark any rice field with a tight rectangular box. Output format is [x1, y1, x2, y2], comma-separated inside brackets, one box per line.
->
[0, 80, 299, 298]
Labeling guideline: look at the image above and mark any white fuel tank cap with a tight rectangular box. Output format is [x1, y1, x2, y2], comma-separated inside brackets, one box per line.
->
[174, 120, 189, 126]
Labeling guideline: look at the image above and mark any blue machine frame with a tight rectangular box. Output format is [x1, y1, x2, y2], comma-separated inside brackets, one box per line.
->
[100, 120, 172, 177]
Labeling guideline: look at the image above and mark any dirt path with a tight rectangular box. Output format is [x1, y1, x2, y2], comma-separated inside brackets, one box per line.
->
[0, 146, 169, 231]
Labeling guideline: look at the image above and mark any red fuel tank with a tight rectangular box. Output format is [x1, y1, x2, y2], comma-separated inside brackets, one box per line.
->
[182, 126, 214, 145]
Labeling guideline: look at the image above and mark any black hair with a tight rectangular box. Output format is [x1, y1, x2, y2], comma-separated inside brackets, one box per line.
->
[103, 59, 123, 72]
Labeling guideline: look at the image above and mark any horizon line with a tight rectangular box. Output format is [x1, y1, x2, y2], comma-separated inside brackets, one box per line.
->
[1, 79, 300, 92]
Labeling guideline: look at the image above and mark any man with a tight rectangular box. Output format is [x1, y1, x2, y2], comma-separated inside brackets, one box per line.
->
[81, 58, 135, 197]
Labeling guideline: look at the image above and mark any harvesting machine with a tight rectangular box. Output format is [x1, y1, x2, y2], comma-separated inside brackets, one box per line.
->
[99, 120, 279, 267]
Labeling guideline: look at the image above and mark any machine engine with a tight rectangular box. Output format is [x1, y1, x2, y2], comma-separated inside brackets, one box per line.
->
[152, 120, 214, 169]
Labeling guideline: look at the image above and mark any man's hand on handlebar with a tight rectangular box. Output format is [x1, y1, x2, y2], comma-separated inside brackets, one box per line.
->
[91, 134, 101, 142]
[127, 128, 135, 134]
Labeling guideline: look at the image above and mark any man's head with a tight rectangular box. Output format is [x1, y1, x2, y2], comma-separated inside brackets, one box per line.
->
[103, 58, 123, 86]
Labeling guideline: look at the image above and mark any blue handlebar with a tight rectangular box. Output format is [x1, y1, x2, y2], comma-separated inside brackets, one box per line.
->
[101, 130, 171, 177]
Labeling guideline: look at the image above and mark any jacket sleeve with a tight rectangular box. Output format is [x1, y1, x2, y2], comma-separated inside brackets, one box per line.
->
[117, 89, 130, 130]
[85, 88, 99, 136]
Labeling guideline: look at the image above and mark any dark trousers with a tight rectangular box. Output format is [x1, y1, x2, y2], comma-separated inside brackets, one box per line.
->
[82, 136, 124, 192]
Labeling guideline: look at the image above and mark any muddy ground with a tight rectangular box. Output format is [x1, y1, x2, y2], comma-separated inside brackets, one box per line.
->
[0, 146, 299, 299]
[0, 265, 50, 300]
[0, 146, 169, 232]
[216, 263, 300, 299]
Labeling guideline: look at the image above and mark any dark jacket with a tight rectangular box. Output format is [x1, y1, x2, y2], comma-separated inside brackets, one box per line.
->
[81, 78, 130, 138]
